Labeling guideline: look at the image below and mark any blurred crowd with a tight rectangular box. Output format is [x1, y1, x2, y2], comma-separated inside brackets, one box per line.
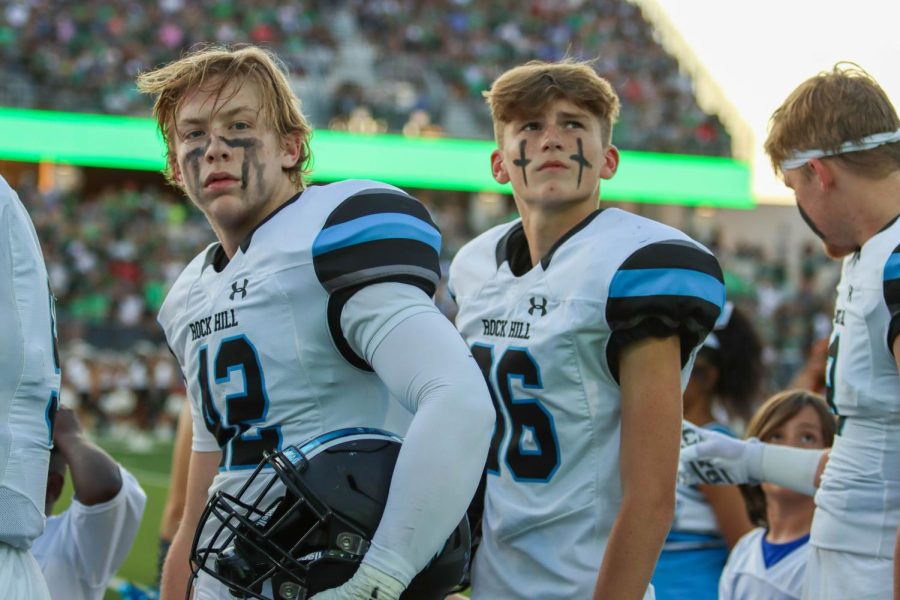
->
[18, 179, 207, 446]
[2, 0, 808, 443]
[1, 0, 730, 155]
[15, 178, 839, 445]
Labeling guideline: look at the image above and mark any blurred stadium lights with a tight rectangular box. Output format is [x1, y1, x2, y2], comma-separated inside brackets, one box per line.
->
[0, 107, 753, 208]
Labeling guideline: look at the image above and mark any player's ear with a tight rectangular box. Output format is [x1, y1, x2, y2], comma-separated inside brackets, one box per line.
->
[808, 158, 835, 191]
[491, 149, 510, 184]
[599, 144, 619, 180]
[280, 131, 303, 170]
[170, 154, 184, 187]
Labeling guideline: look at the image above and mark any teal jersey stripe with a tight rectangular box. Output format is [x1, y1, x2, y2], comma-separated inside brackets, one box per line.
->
[313, 213, 441, 257]
[609, 268, 726, 307]
[884, 253, 900, 281]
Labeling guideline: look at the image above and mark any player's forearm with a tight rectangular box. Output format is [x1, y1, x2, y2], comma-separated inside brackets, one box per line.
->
[161, 450, 219, 600]
[894, 526, 900, 600]
[363, 309, 495, 584]
[593, 492, 674, 600]
[56, 434, 122, 505]
[160, 527, 194, 600]
[365, 385, 493, 582]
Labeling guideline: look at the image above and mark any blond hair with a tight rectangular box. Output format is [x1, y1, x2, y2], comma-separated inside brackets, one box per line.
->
[483, 59, 620, 147]
[136, 44, 312, 189]
[765, 63, 900, 178]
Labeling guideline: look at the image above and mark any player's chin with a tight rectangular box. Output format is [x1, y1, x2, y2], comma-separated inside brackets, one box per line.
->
[822, 240, 857, 259]
[527, 180, 568, 198]
[205, 195, 251, 223]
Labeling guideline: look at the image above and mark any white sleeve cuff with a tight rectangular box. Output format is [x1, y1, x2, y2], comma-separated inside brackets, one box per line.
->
[760, 444, 825, 496]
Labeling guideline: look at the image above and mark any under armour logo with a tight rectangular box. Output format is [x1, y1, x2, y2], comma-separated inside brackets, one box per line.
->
[230, 279, 249, 300]
[528, 296, 547, 317]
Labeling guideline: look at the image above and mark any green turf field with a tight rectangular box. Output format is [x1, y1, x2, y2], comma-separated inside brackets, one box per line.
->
[54, 435, 175, 599]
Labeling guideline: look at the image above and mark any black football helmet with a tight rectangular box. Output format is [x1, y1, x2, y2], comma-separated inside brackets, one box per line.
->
[189, 428, 471, 600]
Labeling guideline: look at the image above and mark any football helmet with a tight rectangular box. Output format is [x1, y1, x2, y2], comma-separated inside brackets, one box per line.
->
[189, 428, 471, 599]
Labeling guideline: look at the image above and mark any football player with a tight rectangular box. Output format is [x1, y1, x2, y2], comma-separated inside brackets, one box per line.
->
[0, 175, 59, 599]
[681, 64, 900, 599]
[32, 406, 146, 600]
[136, 45, 494, 600]
[448, 60, 725, 600]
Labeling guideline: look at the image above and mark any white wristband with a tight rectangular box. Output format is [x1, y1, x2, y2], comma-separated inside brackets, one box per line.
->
[760, 445, 825, 496]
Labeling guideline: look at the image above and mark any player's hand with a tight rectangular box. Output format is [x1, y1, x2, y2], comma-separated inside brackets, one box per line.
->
[52, 406, 85, 449]
[309, 563, 405, 600]
[679, 420, 764, 486]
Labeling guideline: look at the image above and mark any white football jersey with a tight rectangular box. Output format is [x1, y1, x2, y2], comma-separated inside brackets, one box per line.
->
[0, 176, 60, 549]
[449, 208, 724, 600]
[811, 216, 900, 559]
[719, 528, 808, 600]
[158, 180, 440, 510]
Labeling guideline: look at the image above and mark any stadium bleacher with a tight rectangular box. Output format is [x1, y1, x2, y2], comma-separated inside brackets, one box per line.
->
[0, 2, 842, 594]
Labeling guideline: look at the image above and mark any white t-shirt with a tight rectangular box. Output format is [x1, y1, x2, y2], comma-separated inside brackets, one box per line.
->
[719, 528, 809, 600]
[32, 467, 146, 600]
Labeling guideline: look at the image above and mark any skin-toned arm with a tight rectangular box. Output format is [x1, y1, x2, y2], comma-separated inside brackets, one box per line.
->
[160, 449, 220, 600]
[593, 335, 682, 600]
[161, 401, 193, 541]
[157, 400, 194, 586]
[53, 407, 122, 506]
[895, 526, 900, 600]
[698, 484, 753, 548]
[893, 337, 900, 600]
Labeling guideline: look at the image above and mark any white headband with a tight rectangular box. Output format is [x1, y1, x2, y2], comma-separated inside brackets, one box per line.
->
[780, 128, 900, 170]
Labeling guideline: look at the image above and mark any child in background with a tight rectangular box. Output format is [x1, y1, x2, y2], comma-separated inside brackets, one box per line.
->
[719, 390, 836, 600]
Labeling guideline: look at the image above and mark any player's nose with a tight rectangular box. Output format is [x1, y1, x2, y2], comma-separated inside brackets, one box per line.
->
[205, 134, 232, 162]
[541, 125, 563, 150]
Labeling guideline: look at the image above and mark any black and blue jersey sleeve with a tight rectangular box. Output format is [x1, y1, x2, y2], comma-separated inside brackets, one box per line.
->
[883, 243, 900, 353]
[313, 187, 442, 369]
[313, 187, 442, 295]
[605, 239, 725, 382]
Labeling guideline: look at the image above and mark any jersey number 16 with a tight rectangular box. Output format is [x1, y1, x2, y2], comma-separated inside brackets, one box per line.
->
[472, 344, 560, 482]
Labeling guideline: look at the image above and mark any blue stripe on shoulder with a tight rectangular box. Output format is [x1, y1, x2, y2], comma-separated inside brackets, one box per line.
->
[884, 253, 900, 281]
[312, 213, 441, 257]
[296, 427, 401, 459]
[609, 268, 726, 307]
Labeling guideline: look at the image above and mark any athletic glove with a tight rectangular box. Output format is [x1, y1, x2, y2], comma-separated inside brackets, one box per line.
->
[679, 420, 763, 486]
[310, 563, 406, 600]
[680, 420, 823, 495]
